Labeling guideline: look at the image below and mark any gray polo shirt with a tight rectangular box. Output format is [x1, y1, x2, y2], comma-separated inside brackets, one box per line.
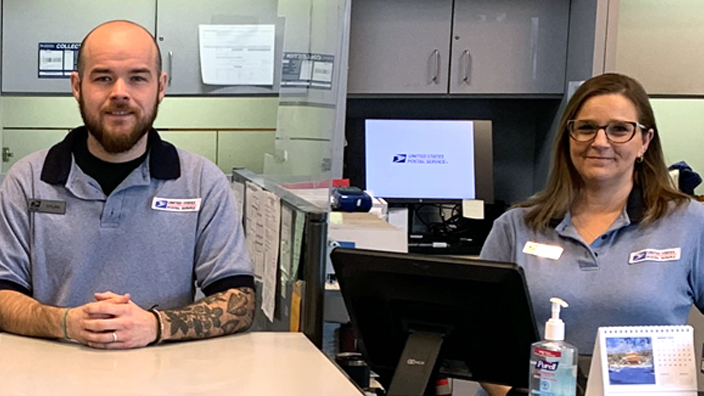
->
[0, 128, 253, 309]
[480, 190, 704, 353]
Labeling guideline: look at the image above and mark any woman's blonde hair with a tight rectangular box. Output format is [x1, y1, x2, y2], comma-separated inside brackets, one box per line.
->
[518, 73, 689, 231]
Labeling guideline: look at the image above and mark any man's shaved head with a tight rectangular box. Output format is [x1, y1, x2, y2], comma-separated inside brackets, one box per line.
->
[76, 20, 162, 76]
[71, 19, 167, 159]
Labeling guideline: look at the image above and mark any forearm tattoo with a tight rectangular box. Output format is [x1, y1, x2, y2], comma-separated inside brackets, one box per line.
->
[163, 287, 255, 340]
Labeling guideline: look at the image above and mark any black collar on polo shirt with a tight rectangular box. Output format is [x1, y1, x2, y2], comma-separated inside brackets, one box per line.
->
[547, 185, 646, 228]
[40, 126, 181, 185]
[625, 185, 646, 223]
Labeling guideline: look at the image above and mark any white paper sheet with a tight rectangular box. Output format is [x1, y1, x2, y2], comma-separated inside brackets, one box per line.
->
[230, 181, 245, 222]
[462, 199, 484, 219]
[244, 182, 264, 278]
[198, 24, 275, 85]
[279, 205, 294, 297]
[39, 50, 63, 70]
[291, 210, 306, 281]
[261, 191, 281, 322]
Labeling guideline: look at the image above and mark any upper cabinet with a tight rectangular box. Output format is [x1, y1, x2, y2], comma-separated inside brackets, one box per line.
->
[347, 0, 453, 95]
[156, 0, 282, 95]
[1, 0, 283, 95]
[606, 0, 704, 95]
[2, 0, 156, 94]
[347, 0, 569, 95]
[449, 0, 569, 94]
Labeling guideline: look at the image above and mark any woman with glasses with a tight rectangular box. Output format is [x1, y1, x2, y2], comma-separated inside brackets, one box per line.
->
[479, 73, 704, 396]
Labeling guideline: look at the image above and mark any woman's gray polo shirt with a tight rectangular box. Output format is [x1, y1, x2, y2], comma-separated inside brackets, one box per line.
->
[0, 128, 253, 309]
[481, 191, 704, 353]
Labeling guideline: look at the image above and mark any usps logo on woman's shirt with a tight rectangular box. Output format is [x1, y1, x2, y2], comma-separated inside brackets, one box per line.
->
[628, 248, 681, 264]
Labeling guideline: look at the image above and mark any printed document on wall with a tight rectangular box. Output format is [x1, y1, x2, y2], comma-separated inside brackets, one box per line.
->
[261, 191, 281, 322]
[244, 182, 265, 278]
[199, 24, 275, 85]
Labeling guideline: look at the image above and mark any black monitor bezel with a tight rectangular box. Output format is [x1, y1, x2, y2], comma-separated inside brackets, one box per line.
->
[331, 247, 539, 389]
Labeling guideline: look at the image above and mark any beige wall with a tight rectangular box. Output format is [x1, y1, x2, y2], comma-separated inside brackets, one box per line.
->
[1, 96, 278, 174]
[652, 99, 704, 195]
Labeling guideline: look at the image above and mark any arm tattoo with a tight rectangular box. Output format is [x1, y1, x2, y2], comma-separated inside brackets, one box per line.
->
[162, 287, 255, 341]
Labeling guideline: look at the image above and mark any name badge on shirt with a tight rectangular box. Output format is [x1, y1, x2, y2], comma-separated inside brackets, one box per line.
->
[629, 248, 681, 264]
[522, 241, 564, 260]
[151, 197, 202, 212]
[27, 199, 66, 214]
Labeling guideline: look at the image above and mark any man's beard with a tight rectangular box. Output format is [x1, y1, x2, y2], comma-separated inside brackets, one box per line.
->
[79, 94, 159, 154]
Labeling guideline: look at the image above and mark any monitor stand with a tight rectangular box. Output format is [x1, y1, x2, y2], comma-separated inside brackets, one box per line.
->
[387, 331, 445, 396]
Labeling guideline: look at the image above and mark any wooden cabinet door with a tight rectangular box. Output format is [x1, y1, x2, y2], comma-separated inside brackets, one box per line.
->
[450, 0, 568, 94]
[2, 130, 69, 173]
[347, 0, 453, 94]
[2, 0, 156, 94]
[610, 0, 704, 95]
[156, 0, 281, 95]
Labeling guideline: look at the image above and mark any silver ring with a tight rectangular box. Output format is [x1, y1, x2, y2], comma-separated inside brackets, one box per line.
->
[112, 332, 118, 343]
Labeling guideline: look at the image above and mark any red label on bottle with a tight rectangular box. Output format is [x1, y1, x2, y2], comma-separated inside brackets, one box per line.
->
[534, 347, 562, 358]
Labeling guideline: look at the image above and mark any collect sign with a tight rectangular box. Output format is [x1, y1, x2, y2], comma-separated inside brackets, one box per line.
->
[38, 42, 81, 78]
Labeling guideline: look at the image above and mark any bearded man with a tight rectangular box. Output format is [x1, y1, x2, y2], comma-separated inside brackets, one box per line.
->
[0, 20, 255, 349]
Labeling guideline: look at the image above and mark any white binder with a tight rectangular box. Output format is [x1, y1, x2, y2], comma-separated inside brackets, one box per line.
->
[585, 326, 697, 396]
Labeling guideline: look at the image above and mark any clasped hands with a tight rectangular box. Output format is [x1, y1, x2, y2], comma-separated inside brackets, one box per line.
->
[64, 291, 158, 349]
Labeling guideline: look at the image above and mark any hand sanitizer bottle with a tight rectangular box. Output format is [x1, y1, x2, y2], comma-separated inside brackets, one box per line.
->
[529, 297, 578, 396]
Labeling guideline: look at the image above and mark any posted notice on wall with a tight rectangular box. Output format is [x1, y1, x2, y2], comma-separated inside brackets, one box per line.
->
[198, 24, 275, 86]
[38, 42, 80, 78]
[281, 52, 335, 90]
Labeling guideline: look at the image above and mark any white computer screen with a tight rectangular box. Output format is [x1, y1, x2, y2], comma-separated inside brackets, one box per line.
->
[365, 119, 476, 200]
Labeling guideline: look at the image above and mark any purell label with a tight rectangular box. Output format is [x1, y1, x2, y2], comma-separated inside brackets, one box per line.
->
[534, 347, 562, 358]
[535, 360, 559, 371]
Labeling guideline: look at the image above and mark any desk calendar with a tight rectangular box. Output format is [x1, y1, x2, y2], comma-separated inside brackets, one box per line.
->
[585, 325, 697, 396]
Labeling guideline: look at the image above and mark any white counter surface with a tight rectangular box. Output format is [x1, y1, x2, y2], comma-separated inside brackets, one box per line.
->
[0, 331, 364, 396]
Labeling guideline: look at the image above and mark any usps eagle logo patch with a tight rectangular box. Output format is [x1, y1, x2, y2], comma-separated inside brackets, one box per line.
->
[151, 197, 202, 212]
[628, 248, 681, 264]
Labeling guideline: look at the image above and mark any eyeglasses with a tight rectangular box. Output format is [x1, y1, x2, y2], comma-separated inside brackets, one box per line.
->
[567, 120, 647, 143]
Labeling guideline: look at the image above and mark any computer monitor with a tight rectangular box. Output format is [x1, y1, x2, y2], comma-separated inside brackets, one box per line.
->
[330, 247, 538, 396]
[344, 119, 493, 203]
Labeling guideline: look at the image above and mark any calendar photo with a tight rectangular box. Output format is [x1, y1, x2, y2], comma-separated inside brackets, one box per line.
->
[605, 337, 655, 385]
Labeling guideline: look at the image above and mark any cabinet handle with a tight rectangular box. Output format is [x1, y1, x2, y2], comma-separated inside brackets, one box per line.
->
[431, 49, 440, 83]
[2, 147, 14, 163]
[462, 50, 471, 83]
[168, 51, 173, 87]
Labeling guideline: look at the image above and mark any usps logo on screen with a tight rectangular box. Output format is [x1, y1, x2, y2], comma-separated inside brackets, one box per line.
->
[391, 153, 448, 165]
[154, 200, 168, 209]
[392, 154, 407, 163]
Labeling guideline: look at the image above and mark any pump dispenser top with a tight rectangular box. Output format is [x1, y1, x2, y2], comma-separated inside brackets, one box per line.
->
[545, 297, 568, 341]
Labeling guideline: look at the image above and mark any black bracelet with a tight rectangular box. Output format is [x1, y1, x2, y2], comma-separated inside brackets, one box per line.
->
[147, 305, 163, 346]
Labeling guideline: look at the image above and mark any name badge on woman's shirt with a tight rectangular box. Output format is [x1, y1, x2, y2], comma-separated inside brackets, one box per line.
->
[522, 241, 564, 260]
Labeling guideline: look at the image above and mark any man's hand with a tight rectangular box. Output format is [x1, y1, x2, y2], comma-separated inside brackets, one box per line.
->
[65, 291, 157, 350]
